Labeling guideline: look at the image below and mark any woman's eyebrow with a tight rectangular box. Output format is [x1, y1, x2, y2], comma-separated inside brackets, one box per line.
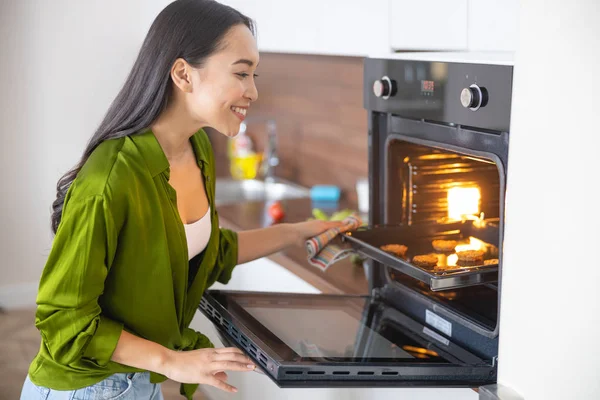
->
[232, 59, 259, 67]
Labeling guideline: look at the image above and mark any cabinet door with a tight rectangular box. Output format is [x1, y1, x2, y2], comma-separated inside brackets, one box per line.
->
[222, 0, 320, 54]
[316, 0, 389, 56]
[256, 0, 321, 54]
[220, 0, 389, 56]
[390, 0, 468, 51]
[467, 0, 518, 52]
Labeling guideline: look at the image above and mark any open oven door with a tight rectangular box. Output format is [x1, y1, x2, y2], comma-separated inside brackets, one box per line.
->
[199, 290, 496, 388]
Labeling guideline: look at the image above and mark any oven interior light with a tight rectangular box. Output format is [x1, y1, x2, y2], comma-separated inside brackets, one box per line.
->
[455, 236, 486, 252]
[447, 187, 481, 220]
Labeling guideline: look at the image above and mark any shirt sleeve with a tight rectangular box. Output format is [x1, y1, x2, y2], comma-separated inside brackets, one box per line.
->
[214, 227, 238, 284]
[35, 195, 123, 367]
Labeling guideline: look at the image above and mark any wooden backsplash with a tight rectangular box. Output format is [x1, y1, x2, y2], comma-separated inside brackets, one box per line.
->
[208, 52, 368, 204]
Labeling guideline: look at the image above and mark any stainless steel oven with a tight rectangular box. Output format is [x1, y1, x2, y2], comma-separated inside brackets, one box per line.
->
[200, 53, 513, 391]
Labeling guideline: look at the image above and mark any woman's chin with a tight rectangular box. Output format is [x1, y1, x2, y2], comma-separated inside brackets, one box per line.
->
[222, 124, 242, 138]
[222, 130, 238, 138]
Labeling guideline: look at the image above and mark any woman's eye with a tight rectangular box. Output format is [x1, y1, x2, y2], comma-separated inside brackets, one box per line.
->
[236, 73, 259, 79]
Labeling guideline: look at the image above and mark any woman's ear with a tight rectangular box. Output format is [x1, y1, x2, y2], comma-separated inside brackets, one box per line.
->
[171, 58, 193, 93]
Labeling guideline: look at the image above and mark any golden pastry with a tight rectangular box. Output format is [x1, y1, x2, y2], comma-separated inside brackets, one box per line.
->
[456, 250, 485, 262]
[412, 254, 438, 268]
[432, 239, 458, 252]
[380, 244, 408, 258]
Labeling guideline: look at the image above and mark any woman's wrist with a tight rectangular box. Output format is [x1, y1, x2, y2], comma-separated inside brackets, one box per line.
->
[277, 223, 302, 246]
[154, 346, 178, 377]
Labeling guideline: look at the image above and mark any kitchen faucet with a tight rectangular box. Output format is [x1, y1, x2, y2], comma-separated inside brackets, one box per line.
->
[260, 120, 279, 182]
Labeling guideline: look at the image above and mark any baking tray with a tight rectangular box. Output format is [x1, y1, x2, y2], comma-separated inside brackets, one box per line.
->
[342, 220, 499, 291]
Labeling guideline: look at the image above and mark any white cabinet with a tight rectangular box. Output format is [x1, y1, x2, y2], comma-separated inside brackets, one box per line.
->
[467, 0, 518, 52]
[223, 0, 320, 54]
[222, 0, 389, 56]
[221, 0, 516, 56]
[314, 0, 390, 56]
[389, 0, 518, 52]
[390, 0, 468, 51]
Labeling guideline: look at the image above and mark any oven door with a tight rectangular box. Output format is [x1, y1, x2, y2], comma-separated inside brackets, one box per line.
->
[199, 290, 495, 388]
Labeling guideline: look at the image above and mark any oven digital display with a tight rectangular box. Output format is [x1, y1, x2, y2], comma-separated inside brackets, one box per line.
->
[421, 80, 435, 93]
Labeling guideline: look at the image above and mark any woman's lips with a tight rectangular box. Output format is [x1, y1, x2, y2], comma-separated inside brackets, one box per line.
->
[231, 106, 247, 121]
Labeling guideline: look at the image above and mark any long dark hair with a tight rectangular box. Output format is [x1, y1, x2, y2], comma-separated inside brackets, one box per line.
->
[51, 0, 254, 233]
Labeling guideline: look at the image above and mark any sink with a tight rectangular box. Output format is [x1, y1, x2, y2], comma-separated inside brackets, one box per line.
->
[215, 178, 310, 205]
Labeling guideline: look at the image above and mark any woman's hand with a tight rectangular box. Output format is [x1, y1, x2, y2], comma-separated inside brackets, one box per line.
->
[162, 347, 255, 393]
[292, 220, 345, 243]
[236, 219, 348, 264]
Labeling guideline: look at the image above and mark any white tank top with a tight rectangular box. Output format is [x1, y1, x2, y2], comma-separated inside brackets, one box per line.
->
[183, 206, 211, 260]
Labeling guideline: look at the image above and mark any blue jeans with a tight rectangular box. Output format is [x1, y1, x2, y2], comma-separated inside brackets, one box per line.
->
[20, 372, 164, 400]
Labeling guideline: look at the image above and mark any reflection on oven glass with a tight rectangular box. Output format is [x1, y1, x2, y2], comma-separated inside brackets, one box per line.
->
[243, 306, 414, 359]
[401, 345, 439, 359]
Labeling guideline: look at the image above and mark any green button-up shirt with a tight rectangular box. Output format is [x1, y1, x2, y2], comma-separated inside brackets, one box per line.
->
[28, 129, 238, 399]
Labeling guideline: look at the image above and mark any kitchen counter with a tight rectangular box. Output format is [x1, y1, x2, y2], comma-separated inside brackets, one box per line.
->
[215, 197, 369, 295]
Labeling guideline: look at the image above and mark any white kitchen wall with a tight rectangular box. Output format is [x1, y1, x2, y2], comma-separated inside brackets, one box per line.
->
[499, 1, 600, 400]
[0, 0, 172, 307]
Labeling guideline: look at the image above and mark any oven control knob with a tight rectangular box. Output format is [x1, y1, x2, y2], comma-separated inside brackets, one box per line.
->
[461, 84, 488, 111]
[373, 76, 397, 99]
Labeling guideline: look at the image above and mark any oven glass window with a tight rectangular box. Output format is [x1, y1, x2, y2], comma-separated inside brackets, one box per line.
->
[212, 291, 452, 363]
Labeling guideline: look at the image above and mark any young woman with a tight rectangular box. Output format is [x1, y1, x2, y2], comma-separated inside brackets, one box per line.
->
[20, 1, 341, 398]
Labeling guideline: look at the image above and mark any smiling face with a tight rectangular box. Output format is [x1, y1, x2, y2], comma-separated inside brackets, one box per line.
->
[184, 24, 259, 137]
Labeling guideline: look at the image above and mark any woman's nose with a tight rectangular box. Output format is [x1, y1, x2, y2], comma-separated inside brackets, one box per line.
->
[246, 81, 258, 102]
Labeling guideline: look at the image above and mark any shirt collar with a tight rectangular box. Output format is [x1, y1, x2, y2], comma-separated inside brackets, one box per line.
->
[130, 129, 209, 178]
[189, 129, 210, 169]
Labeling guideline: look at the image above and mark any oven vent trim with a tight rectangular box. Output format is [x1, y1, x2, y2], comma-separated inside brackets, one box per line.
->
[199, 297, 274, 371]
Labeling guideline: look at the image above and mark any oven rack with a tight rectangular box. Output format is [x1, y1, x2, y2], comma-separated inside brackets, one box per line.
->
[342, 221, 499, 291]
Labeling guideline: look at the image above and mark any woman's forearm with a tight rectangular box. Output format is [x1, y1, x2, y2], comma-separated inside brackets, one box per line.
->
[111, 330, 174, 374]
[236, 223, 298, 264]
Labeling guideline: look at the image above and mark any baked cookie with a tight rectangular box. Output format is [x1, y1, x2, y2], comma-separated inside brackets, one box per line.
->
[433, 264, 449, 273]
[456, 250, 485, 266]
[456, 250, 485, 262]
[380, 244, 408, 258]
[432, 239, 458, 252]
[483, 258, 499, 266]
[412, 254, 438, 269]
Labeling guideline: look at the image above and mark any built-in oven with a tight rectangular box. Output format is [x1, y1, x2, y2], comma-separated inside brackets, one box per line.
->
[200, 52, 513, 391]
